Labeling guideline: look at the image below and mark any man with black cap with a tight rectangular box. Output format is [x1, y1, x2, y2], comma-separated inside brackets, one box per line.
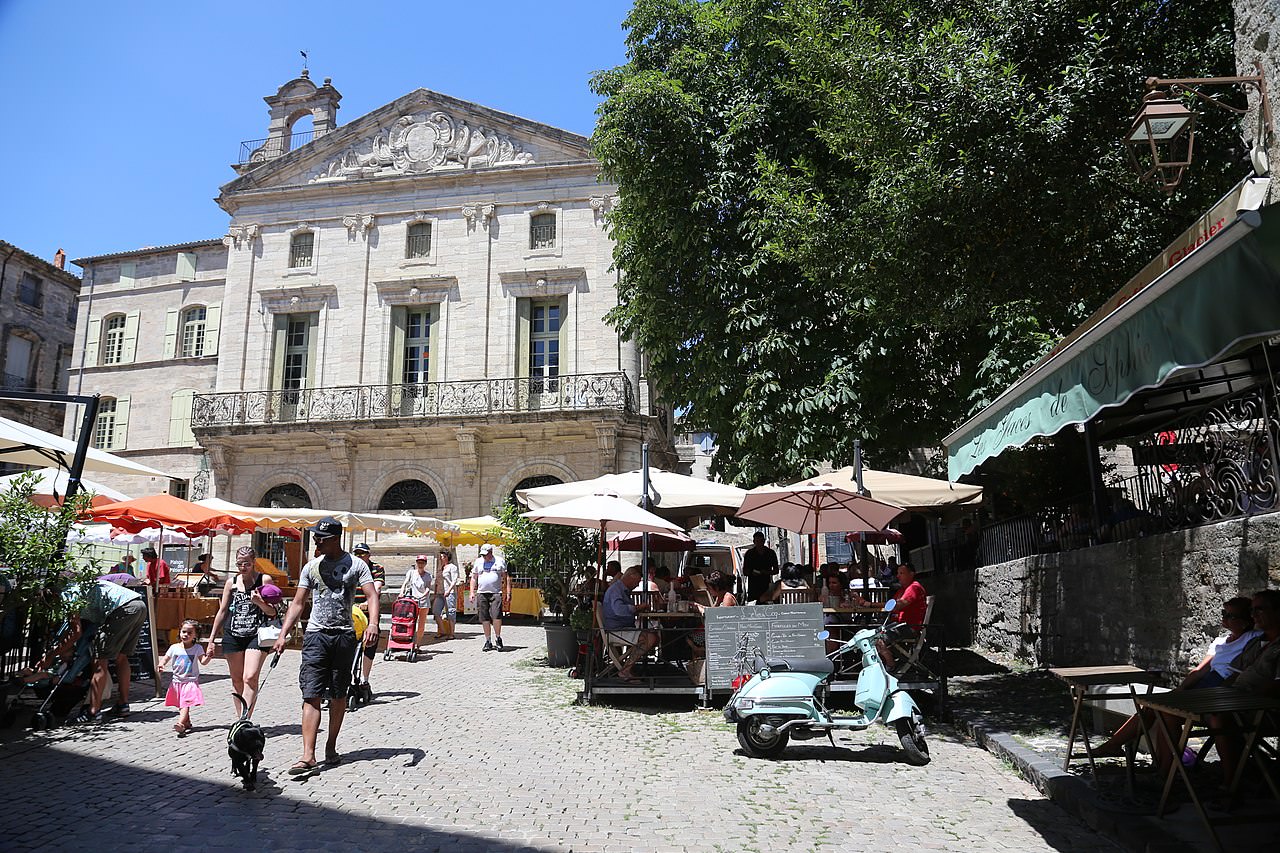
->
[273, 517, 379, 775]
[351, 542, 384, 698]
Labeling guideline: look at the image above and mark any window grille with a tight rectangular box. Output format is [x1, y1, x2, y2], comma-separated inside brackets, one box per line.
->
[530, 213, 556, 250]
[289, 232, 314, 268]
[405, 222, 432, 259]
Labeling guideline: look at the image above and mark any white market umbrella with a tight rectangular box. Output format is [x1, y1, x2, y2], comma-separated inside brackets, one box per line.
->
[797, 466, 981, 510]
[0, 414, 173, 478]
[517, 468, 747, 523]
[69, 523, 199, 546]
[194, 498, 458, 536]
[521, 492, 684, 569]
[0, 467, 131, 508]
[737, 483, 903, 567]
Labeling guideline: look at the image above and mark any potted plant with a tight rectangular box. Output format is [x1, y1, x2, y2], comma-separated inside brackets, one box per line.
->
[496, 499, 594, 666]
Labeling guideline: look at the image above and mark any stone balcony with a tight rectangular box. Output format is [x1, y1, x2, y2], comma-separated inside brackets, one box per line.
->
[191, 372, 635, 432]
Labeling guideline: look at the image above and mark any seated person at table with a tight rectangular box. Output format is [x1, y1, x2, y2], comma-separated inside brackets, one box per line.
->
[764, 563, 810, 602]
[601, 568, 659, 681]
[695, 572, 737, 612]
[1096, 596, 1259, 758]
[853, 563, 926, 670]
[1211, 588, 1280, 782]
[816, 572, 850, 609]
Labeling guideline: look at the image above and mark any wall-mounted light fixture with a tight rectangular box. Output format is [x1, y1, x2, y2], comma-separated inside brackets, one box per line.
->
[1125, 60, 1272, 193]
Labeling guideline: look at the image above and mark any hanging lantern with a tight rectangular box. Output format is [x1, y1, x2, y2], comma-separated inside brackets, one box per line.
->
[1125, 88, 1196, 193]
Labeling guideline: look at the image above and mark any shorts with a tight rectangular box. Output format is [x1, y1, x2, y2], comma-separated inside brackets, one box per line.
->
[430, 595, 447, 620]
[477, 592, 503, 623]
[299, 629, 358, 700]
[606, 628, 642, 645]
[220, 632, 262, 655]
[165, 680, 204, 708]
[96, 598, 147, 660]
[362, 629, 382, 661]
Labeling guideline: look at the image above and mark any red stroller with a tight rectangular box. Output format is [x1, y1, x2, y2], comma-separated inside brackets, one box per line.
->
[383, 597, 420, 662]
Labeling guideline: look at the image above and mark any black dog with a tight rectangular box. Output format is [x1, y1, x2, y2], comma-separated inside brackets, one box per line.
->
[227, 693, 265, 790]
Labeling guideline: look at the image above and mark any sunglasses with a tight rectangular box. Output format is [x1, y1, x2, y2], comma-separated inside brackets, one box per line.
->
[1222, 610, 1245, 619]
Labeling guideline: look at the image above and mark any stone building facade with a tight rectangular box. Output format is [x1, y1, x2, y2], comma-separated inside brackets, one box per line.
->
[0, 240, 81, 440]
[68, 72, 673, 517]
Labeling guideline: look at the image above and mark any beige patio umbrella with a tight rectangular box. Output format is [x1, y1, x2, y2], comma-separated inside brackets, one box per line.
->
[517, 468, 747, 524]
[796, 467, 981, 510]
[737, 482, 904, 568]
[194, 498, 457, 536]
[521, 492, 684, 569]
[0, 467, 131, 508]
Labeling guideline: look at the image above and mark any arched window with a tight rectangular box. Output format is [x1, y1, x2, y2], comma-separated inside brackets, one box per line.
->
[379, 479, 438, 511]
[101, 314, 127, 365]
[261, 483, 312, 509]
[529, 212, 556, 250]
[510, 475, 562, 507]
[289, 231, 314, 268]
[405, 221, 432, 259]
[93, 397, 118, 450]
[179, 306, 207, 357]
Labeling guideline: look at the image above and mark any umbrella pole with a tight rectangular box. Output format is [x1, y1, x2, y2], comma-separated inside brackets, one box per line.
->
[641, 445, 651, 598]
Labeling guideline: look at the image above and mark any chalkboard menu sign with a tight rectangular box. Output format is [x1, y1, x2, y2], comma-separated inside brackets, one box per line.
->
[703, 603, 825, 691]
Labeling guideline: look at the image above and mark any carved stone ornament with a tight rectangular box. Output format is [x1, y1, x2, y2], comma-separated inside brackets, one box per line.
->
[595, 424, 617, 475]
[462, 203, 496, 229]
[223, 224, 260, 250]
[498, 267, 586, 298]
[311, 111, 534, 182]
[343, 213, 376, 238]
[589, 195, 615, 225]
[456, 427, 478, 486]
[327, 435, 354, 492]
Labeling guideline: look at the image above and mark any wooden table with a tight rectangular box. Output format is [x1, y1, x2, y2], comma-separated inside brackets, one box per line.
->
[1048, 665, 1164, 774]
[1137, 686, 1280, 852]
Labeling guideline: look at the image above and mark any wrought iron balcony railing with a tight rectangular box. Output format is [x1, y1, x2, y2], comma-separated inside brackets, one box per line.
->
[238, 130, 318, 165]
[191, 372, 634, 429]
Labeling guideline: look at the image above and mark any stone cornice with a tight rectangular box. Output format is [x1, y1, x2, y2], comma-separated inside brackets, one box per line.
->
[374, 276, 458, 305]
[257, 283, 338, 313]
[498, 267, 587, 297]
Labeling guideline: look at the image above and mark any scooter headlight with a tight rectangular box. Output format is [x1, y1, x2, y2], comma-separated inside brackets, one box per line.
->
[735, 698, 755, 710]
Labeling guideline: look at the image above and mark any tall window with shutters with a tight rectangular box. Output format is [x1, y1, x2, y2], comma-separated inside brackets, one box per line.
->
[179, 306, 207, 357]
[92, 397, 129, 450]
[101, 315, 127, 365]
[529, 300, 561, 391]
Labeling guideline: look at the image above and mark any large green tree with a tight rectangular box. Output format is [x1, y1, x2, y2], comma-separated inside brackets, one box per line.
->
[593, 0, 1240, 484]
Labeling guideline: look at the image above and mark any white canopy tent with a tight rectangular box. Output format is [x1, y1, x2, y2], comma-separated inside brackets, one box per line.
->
[0, 415, 173, 478]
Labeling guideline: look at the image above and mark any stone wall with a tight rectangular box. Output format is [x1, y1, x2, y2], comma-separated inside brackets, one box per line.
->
[928, 512, 1280, 671]
[1234, 0, 1280, 180]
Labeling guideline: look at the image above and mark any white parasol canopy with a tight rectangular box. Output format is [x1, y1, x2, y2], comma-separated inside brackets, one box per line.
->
[0, 414, 173, 478]
[797, 466, 981, 510]
[69, 522, 200, 546]
[517, 468, 747, 522]
[737, 482, 903, 535]
[0, 467, 131, 507]
[193, 498, 458, 535]
[522, 492, 684, 569]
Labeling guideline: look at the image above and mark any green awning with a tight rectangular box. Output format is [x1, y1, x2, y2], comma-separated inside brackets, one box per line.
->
[946, 206, 1280, 480]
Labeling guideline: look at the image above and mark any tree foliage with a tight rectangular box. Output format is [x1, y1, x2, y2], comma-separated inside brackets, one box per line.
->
[0, 472, 101, 632]
[495, 500, 596, 623]
[593, 0, 1240, 485]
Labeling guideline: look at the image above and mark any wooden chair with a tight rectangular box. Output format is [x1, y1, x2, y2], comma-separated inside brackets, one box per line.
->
[688, 574, 715, 607]
[889, 595, 938, 680]
[777, 587, 811, 604]
[594, 605, 634, 680]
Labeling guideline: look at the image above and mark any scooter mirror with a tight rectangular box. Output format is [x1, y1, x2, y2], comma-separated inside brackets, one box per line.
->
[816, 630, 830, 641]
[883, 598, 897, 612]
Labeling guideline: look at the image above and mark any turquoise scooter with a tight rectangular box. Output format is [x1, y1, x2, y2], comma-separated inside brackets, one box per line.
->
[723, 599, 930, 765]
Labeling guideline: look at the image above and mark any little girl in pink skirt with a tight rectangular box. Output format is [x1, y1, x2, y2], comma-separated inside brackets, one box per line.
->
[160, 619, 205, 736]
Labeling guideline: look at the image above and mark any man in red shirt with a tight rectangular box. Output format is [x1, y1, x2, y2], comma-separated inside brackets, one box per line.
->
[892, 563, 927, 628]
[141, 547, 171, 590]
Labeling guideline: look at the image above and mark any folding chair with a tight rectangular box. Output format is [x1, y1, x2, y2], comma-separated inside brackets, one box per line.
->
[889, 595, 939, 680]
[594, 605, 634, 680]
[688, 574, 715, 607]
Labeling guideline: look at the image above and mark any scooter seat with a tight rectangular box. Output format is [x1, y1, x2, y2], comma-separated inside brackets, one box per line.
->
[765, 657, 834, 676]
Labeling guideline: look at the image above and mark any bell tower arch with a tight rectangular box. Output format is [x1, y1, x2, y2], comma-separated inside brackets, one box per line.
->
[241, 69, 342, 168]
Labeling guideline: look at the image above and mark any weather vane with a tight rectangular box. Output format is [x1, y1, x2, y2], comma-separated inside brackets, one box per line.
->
[300, 49, 308, 72]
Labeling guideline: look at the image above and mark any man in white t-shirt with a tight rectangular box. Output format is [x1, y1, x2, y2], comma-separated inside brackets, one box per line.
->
[273, 516, 379, 775]
[469, 544, 511, 651]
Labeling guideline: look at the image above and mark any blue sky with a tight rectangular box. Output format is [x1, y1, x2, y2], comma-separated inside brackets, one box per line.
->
[0, 0, 633, 265]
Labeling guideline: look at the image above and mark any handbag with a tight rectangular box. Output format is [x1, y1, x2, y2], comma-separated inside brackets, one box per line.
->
[256, 603, 283, 645]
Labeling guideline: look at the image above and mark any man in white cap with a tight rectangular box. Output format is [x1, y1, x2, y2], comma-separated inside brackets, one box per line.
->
[469, 544, 510, 651]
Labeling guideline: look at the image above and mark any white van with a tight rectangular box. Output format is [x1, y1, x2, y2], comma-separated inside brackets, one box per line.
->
[680, 540, 747, 593]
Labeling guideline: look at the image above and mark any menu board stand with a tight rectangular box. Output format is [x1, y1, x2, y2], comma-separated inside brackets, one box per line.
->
[702, 603, 825, 692]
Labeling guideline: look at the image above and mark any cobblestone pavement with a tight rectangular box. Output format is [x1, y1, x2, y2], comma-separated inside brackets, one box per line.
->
[0, 625, 1116, 853]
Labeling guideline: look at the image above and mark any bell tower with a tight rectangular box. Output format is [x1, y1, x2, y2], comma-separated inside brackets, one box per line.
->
[238, 69, 342, 170]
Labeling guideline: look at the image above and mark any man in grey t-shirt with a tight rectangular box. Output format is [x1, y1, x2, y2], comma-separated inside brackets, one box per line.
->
[274, 517, 379, 775]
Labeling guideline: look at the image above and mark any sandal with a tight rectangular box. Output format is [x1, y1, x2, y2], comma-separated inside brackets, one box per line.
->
[287, 759, 319, 776]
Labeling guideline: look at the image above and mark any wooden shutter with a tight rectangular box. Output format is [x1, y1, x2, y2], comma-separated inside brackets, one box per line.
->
[121, 311, 140, 363]
[204, 304, 221, 355]
[515, 298, 530, 378]
[163, 309, 179, 358]
[388, 306, 407, 385]
[426, 305, 440, 382]
[557, 296, 569, 376]
[270, 314, 288, 390]
[112, 395, 130, 451]
[168, 390, 195, 446]
[304, 313, 319, 389]
[84, 318, 101, 368]
[176, 252, 196, 281]
[119, 262, 136, 287]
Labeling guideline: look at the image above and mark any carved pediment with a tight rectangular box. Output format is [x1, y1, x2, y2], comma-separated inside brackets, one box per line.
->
[309, 110, 535, 183]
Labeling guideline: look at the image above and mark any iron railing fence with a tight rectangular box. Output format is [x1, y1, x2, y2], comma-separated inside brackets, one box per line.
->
[238, 130, 318, 164]
[976, 384, 1279, 566]
[192, 372, 634, 429]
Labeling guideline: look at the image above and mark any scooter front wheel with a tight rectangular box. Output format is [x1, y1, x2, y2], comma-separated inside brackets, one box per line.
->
[895, 717, 931, 766]
[736, 718, 790, 759]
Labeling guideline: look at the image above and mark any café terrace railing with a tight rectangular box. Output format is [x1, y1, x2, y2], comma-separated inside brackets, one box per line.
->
[976, 385, 1279, 567]
[191, 372, 634, 429]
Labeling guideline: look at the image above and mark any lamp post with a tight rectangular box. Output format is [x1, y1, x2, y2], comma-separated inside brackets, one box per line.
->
[1125, 61, 1273, 193]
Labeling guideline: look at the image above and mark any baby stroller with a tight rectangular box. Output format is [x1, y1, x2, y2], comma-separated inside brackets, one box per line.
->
[2, 620, 97, 731]
[383, 596, 419, 662]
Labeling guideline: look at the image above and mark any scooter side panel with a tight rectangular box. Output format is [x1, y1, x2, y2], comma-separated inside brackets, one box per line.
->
[733, 672, 824, 719]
